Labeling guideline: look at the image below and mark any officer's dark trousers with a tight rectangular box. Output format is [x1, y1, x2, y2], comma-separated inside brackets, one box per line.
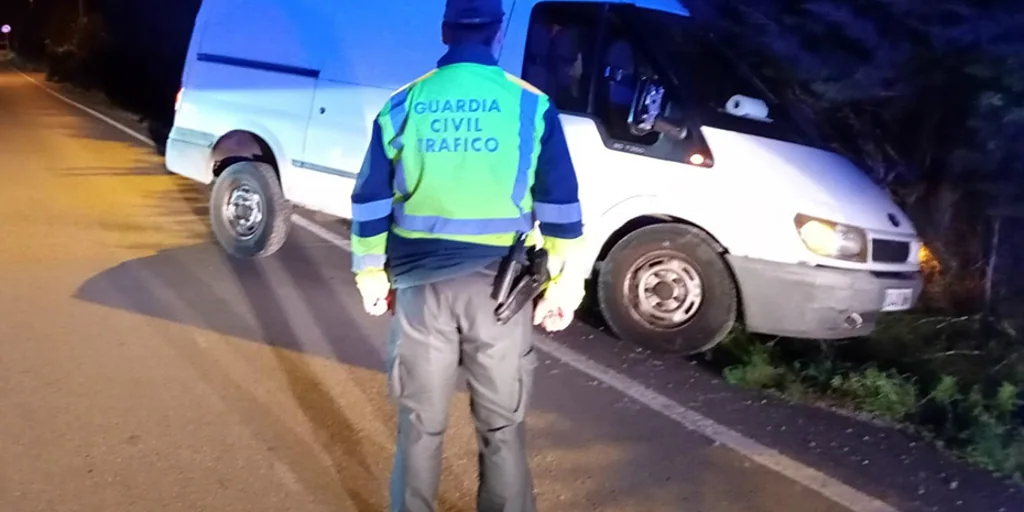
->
[386, 268, 537, 512]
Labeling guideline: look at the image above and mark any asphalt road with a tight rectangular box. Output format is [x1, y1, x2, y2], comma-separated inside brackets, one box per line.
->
[0, 66, 1021, 512]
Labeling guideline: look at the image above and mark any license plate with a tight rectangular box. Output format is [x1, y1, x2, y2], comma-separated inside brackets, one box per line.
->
[881, 288, 914, 312]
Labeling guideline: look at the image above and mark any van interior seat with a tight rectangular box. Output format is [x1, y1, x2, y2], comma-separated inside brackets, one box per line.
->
[604, 38, 636, 107]
[524, 23, 554, 96]
[548, 25, 582, 108]
[523, 21, 586, 110]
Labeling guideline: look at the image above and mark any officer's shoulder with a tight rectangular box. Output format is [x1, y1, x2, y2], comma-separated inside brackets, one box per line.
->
[502, 72, 551, 102]
[386, 69, 440, 101]
[377, 69, 440, 117]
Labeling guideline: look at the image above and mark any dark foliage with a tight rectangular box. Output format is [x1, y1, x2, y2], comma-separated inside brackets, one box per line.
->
[17, 0, 201, 134]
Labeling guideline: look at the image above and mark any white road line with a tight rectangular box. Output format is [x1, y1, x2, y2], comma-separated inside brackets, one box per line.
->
[291, 215, 351, 251]
[16, 69, 901, 512]
[17, 71, 157, 148]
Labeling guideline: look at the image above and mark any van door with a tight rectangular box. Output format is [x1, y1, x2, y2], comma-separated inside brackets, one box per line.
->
[500, 2, 722, 237]
[292, 83, 392, 219]
[297, 2, 451, 219]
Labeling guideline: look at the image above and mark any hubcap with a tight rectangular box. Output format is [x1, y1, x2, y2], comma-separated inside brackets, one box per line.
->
[628, 254, 703, 328]
[223, 184, 264, 239]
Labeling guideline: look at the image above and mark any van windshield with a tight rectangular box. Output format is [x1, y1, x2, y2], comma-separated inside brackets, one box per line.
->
[627, 8, 825, 149]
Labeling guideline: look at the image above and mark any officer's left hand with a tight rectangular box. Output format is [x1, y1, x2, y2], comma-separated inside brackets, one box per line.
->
[355, 268, 392, 317]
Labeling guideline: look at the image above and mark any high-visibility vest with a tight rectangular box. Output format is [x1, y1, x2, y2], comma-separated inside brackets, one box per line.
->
[377, 63, 552, 248]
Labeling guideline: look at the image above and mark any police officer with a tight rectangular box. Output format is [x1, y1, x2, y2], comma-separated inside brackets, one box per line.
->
[349, 0, 586, 510]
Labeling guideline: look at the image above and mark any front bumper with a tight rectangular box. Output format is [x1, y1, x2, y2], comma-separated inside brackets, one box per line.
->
[726, 255, 923, 340]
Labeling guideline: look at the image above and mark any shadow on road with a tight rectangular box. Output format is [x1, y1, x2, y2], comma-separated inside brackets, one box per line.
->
[59, 164, 168, 177]
[74, 236, 728, 510]
[72, 238, 423, 511]
[68, 161, 775, 509]
[73, 241, 385, 368]
[58, 161, 841, 511]
[226, 255, 388, 512]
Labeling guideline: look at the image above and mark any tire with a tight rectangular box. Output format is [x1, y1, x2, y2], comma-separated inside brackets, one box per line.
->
[597, 223, 737, 354]
[209, 160, 291, 258]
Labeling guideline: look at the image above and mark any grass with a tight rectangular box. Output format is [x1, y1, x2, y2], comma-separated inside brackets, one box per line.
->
[714, 317, 1024, 481]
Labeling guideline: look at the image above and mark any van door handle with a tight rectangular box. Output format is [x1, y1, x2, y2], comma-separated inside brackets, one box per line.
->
[319, 107, 326, 115]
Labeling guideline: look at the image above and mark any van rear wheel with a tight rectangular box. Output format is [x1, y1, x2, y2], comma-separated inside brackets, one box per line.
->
[597, 224, 737, 354]
[209, 160, 291, 258]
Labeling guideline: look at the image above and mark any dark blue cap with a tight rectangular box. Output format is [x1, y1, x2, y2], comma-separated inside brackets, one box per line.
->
[444, 0, 505, 25]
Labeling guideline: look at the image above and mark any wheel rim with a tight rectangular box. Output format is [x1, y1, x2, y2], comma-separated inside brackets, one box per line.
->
[223, 183, 264, 240]
[626, 253, 703, 329]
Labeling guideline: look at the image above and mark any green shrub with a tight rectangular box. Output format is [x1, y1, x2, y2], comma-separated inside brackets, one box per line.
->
[716, 319, 1024, 480]
[829, 368, 918, 421]
[723, 338, 786, 389]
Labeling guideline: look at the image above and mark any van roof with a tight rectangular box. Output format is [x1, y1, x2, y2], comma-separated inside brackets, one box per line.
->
[627, 0, 690, 16]
[555, 0, 687, 15]
[519, 0, 688, 15]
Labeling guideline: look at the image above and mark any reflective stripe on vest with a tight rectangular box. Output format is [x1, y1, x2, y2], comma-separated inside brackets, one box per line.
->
[377, 64, 550, 240]
[393, 202, 533, 236]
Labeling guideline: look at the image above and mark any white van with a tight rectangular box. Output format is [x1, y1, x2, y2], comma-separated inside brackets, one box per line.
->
[166, 0, 923, 353]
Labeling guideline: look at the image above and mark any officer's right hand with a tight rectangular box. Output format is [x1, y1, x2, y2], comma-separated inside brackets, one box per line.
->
[534, 242, 586, 332]
[355, 268, 391, 317]
[533, 278, 584, 332]
[533, 295, 574, 332]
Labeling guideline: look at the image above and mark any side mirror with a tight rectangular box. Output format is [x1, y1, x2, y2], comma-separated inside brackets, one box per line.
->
[628, 77, 687, 140]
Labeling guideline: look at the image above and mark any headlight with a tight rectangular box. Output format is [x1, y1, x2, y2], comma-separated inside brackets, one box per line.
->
[794, 214, 867, 262]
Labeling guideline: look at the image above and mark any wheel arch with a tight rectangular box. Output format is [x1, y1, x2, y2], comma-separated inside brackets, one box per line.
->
[595, 214, 726, 265]
[210, 130, 280, 178]
[592, 213, 748, 334]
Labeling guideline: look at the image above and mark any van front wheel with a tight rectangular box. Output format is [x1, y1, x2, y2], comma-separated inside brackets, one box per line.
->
[209, 160, 291, 258]
[597, 224, 737, 354]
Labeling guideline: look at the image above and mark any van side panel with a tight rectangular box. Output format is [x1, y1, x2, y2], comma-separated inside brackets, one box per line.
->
[321, 2, 444, 87]
[290, 1, 519, 218]
[177, 0, 213, 91]
[295, 3, 448, 218]
[322, 1, 517, 88]
[171, 0, 335, 191]
[198, 0, 333, 71]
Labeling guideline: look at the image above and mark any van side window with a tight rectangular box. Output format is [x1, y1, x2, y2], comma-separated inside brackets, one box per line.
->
[522, 2, 658, 147]
[592, 17, 660, 146]
[521, 3, 593, 114]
